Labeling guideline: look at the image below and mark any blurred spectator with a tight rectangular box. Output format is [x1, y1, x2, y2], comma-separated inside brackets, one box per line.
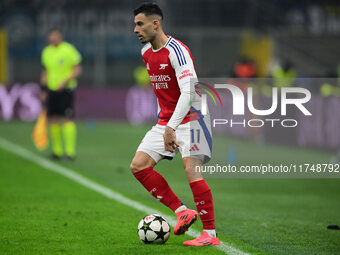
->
[320, 63, 340, 97]
[232, 57, 257, 78]
[125, 65, 155, 125]
[272, 60, 297, 88]
[133, 65, 150, 88]
[228, 57, 257, 94]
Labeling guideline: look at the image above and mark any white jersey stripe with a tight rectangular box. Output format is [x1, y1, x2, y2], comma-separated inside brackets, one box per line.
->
[171, 40, 187, 65]
[170, 41, 186, 66]
[169, 42, 183, 66]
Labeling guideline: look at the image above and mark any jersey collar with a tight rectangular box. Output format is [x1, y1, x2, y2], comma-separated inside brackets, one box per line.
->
[152, 36, 172, 52]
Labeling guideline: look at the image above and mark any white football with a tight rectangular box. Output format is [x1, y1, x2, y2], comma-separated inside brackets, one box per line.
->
[137, 214, 170, 244]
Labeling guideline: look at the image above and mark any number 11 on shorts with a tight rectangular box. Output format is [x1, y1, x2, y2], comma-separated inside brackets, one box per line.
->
[191, 129, 200, 143]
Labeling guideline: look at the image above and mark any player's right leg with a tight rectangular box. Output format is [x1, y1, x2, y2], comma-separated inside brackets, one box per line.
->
[130, 126, 198, 235]
[47, 90, 63, 159]
[130, 151, 186, 215]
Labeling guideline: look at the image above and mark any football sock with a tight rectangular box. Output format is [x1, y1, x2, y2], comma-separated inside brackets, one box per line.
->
[189, 179, 215, 229]
[204, 229, 217, 238]
[63, 121, 77, 157]
[133, 167, 182, 212]
[50, 123, 63, 156]
[175, 205, 187, 214]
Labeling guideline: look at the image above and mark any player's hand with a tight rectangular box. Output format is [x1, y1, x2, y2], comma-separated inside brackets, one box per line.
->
[57, 81, 67, 91]
[40, 91, 47, 105]
[163, 126, 179, 153]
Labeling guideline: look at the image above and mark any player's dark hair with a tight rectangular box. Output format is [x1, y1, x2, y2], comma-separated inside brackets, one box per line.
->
[134, 2, 163, 20]
[47, 27, 62, 35]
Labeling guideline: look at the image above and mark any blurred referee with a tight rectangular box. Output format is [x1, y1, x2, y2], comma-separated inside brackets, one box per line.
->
[40, 28, 82, 160]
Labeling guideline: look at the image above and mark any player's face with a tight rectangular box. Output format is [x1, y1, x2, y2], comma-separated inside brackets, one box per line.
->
[134, 13, 156, 43]
[48, 31, 63, 46]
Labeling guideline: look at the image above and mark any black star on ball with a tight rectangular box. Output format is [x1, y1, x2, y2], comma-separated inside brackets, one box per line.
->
[153, 215, 165, 225]
[154, 228, 167, 241]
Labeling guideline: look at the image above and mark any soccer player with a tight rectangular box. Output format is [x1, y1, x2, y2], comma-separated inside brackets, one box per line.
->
[130, 3, 220, 246]
[41, 28, 82, 160]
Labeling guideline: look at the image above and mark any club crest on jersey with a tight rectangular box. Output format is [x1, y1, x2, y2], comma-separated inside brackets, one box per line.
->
[159, 64, 168, 70]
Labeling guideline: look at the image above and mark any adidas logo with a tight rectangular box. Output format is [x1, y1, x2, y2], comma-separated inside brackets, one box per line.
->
[199, 209, 208, 215]
[189, 144, 199, 152]
[179, 214, 189, 221]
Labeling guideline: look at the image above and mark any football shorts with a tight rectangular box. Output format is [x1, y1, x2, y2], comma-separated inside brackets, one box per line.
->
[47, 89, 75, 118]
[137, 115, 212, 164]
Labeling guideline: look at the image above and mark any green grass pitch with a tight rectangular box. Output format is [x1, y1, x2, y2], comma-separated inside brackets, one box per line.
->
[0, 121, 340, 255]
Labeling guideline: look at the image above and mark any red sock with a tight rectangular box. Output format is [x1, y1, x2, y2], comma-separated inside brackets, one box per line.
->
[189, 179, 215, 229]
[133, 167, 182, 212]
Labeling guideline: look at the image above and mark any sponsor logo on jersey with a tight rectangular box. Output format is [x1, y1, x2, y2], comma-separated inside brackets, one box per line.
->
[179, 69, 193, 80]
[159, 64, 168, 70]
[150, 74, 171, 82]
[154, 83, 169, 89]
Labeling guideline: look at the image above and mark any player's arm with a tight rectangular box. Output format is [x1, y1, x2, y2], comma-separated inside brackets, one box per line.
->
[40, 69, 48, 106]
[58, 45, 82, 91]
[167, 44, 197, 130]
[40, 48, 48, 106]
[58, 64, 82, 91]
[69, 64, 82, 80]
[40, 69, 47, 86]
[164, 43, 197, 152]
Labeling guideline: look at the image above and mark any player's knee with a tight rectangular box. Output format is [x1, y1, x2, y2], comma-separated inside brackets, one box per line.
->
[184, 164, 203, 182]
[184, 165, 191, 175]
[129, 161, 140, 173]
[130, 160, 148, 173]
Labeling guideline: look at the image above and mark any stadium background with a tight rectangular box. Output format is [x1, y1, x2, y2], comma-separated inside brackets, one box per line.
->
[1, 0, 340, 255]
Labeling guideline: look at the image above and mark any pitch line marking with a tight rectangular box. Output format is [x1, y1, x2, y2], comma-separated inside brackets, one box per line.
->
[0, 137, 251, 255]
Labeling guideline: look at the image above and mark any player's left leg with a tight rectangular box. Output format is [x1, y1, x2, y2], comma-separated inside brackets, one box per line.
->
[49, 116, 63, 159]
[62, 118, 76, 159]
[182, 157, 220, 246]
[61, 89, 76, 160]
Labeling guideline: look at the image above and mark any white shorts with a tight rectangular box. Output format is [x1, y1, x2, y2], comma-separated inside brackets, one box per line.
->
[137, 115, 212, 164]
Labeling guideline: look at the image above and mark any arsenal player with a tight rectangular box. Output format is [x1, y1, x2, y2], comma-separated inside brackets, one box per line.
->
[130, 2, 219, 246]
